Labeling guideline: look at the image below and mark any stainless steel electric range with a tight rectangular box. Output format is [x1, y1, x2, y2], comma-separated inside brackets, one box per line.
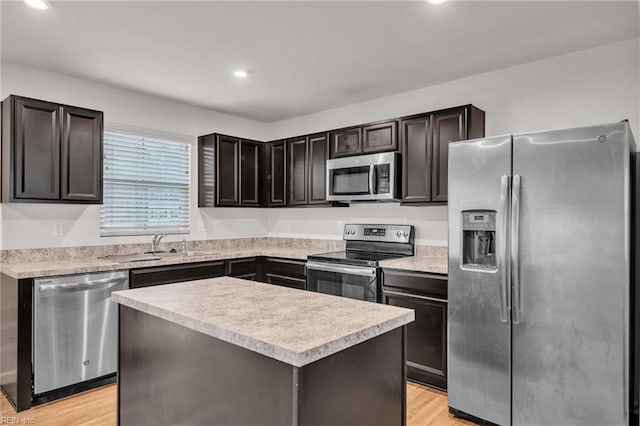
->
[306, 224, 414, 303]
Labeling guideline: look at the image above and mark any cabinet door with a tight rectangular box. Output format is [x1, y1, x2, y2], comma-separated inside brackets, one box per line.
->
[307, 133, 329, 204]
[329, 127, 362, 158]
[215, 135, 240, 206]
[431, 108, 466, 203]
[239, 139, 261, 206]
[362, 121, 398, 153]
[198, 134, 216, 207]
[61, 106, 103, 202]
[268, 141, 287, 206]
[383, 290, 447, 389]
[401, 115, 431, 203]
[227, 257, 258, 277]
[287, 138, 308, 205]
[13, 98, 61, 200]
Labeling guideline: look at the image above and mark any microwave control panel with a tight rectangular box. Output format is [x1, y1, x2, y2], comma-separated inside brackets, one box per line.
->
[375, 164, 391, 194]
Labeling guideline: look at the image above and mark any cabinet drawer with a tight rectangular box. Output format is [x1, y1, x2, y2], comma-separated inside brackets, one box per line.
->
[227, 257, 257, 277]
[265, 273, 306, 290]
[263, 258, 306, 279]
[130, 261, 226, 288]
[382, 269, 447, 298]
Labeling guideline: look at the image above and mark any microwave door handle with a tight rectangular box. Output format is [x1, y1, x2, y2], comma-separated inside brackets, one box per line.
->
[369, 165, 376, 195]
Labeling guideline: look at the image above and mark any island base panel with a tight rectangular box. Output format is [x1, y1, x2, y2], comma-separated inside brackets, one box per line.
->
[118, 307, 406, 426]
[298, 326, 406, 426]
[118, 306, 295, 426]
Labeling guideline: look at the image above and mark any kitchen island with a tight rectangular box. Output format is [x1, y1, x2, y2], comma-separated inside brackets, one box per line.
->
[111, 277, 414, 426]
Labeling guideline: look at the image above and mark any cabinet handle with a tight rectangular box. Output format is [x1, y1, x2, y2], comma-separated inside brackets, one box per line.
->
[383, 289, 447, 304]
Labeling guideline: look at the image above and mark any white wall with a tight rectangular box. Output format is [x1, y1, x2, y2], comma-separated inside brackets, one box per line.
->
[267, 38, 640, 141]
[265, 38, 640, 246]
[0, 61, 270, 249]
[1, 37, 638, 249]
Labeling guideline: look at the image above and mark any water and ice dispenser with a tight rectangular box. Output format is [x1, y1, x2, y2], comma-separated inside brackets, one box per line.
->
[461, 211, 497, 271]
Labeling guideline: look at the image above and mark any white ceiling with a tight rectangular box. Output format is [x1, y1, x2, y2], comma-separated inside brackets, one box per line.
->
[2, 1, 638, 122]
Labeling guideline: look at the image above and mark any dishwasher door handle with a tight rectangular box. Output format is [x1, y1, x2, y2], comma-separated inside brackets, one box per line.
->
[38, 278, 127, 293]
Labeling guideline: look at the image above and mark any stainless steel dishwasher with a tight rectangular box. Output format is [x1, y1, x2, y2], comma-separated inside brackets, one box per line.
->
[33, 271, 128, 395]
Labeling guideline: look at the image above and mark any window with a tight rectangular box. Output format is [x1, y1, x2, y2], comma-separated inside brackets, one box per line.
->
[101, 131, 191, 236]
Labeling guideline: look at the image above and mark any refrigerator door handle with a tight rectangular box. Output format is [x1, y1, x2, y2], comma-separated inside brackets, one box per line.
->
[499, 175, 511, 322]
[511, 174, 522, 324]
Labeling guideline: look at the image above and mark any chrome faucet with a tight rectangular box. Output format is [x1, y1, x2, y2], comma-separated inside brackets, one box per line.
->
[150, 234, 166, 253]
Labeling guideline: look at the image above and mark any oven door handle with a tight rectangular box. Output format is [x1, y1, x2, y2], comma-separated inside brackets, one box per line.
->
[305, 262, 377, 277]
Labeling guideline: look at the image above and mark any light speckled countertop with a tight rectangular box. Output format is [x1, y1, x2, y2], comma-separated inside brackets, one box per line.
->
[379, 255, 448, 274]
[112, 276, 414, 367]
[0, 247, 326, 279]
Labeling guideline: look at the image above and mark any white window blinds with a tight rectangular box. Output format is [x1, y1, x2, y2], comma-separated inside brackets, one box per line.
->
[101, 131, 191, 236]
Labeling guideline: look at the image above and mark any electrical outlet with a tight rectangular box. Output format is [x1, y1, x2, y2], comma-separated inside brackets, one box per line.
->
[52, 223, 64, 236]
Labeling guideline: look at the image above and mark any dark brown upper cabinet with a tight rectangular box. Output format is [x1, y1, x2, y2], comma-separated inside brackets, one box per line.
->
[287, 137, 308, 206]
[329, 127, 361, 158]
[215, 135, 240, 206]
[198, 133, 262, 207]
[263, 141, 287, 207]
[1, 95, 103, 204]
[197, 104, 484, 208]
[239, 140, 261, 206]
[401, 105, 485, 204]
[61, 106, 103, 202]
[197, 134, 217, 207]
[330, 120, 398, 158]
[287, 133, 330, 207]
[307, 133, 329, 205]
[362, 120, 398, 154]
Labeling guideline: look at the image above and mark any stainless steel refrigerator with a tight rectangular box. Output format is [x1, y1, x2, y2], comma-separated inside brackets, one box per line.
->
[447, 121, 636, 426]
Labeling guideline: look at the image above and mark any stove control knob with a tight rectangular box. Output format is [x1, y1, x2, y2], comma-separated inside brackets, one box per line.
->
[403, 231, 409, 238]
[396, 230, 402, 238]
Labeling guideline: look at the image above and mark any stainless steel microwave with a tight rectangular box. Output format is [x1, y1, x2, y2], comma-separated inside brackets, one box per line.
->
[326, 152, 401, 202]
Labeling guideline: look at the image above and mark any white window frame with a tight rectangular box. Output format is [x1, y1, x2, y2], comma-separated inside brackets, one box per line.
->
[101, 125, 192, 237]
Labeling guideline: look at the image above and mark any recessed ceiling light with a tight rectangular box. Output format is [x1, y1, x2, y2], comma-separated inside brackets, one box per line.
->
[24, 0, 51, 10]
[233, 70, 249, 78]
[427, 0, 447, 4]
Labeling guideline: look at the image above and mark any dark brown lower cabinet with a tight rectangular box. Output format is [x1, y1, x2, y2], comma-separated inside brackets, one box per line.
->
[262, 257, 306, 290]
[130, 257, 306, 290]
[130, 261, 227, 288]
[382, 269, 448, 390]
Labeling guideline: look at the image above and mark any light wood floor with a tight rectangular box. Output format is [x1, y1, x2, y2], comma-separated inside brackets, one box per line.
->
[1, 382, 475, 425]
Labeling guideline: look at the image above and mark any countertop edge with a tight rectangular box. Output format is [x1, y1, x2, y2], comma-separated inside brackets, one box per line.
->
[1, 249, 313, 280]
[111, 291, 414, 367]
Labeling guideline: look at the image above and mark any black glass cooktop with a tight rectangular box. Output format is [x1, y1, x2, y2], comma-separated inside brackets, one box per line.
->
[307, 250, 408, 267]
